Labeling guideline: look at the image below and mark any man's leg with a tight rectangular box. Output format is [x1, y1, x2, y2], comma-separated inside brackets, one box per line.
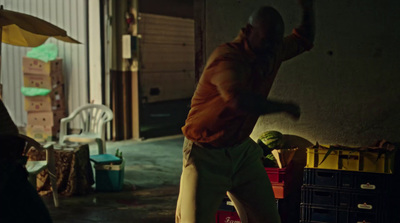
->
[228, 138, 281, 223]
[176, 138, 231, 223]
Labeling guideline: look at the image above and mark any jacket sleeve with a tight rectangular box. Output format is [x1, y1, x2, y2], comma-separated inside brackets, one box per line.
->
[279, 28, 314, 61]
[209, 56, 246, 103]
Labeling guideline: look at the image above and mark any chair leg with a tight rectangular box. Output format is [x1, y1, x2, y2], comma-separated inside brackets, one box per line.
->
[48, 165, 59, 207]
[49, 171, 59, 207]
[95, 138, 105, 154]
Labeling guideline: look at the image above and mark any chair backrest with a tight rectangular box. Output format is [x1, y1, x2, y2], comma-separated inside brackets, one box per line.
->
[71, 104, 113, 134]
[19, 134, 43, 157]
[19, 134, 54, 164]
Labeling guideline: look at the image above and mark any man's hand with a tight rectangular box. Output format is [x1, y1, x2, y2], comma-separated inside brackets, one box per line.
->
[233, 92, 301, 120]
[296, 0, 315, 44]
[284, 102, 301, 120]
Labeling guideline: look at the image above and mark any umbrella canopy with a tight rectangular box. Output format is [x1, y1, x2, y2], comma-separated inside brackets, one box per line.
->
[0, 6, 80, 46]
[0, 5, 80, 98]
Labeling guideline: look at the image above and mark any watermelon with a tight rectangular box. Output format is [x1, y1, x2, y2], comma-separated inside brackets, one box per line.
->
[258, 131, 284, 149]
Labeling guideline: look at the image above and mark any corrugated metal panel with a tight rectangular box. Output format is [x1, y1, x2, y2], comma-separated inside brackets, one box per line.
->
[0, 0, 88, 128]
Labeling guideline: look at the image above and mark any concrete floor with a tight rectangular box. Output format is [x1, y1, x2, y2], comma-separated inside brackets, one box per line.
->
[43, 135, 184, 223]
[39, 134, 311, 223]
[39, 134, 336, 223]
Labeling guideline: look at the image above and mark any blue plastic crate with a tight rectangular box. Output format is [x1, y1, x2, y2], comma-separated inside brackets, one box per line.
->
[302, 168, 392, 193]
[301, 186, 384, 211]
[300, 204, 387, 223]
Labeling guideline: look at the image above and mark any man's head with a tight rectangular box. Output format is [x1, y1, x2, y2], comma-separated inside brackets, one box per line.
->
[245, 6, 284, 57]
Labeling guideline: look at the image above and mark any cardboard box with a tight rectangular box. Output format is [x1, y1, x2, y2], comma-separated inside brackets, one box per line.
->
[27, 110, 66, 126]
[271, 148, 298, 168]
[22, 57, 62, 75]
[26, 125, 60, 142]
[24, 85, 65, 111]
[23, 72, 64, 89]
[94, 160, 125, 192]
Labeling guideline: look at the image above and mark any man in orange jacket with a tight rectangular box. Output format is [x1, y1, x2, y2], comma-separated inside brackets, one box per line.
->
[176, 0, 315, 222]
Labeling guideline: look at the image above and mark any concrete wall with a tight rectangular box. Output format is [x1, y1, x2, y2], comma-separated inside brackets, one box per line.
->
[139, 0, 193, 19]
[204, 0, 400, 146]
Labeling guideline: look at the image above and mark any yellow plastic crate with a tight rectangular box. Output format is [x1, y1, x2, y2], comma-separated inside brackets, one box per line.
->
[306, 145, 395, 173]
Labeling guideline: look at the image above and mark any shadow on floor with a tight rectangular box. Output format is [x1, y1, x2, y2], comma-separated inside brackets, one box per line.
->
[44, 135, 184, 223]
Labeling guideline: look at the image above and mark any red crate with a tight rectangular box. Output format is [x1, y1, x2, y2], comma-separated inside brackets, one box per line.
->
[265, 167, 286, 184]
[272, 183, 286, 199]
[216, 210, 241, 223]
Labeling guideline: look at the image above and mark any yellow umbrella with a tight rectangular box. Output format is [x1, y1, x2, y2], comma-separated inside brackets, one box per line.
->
[0, 5, 80, 98]
[0, 6, 80, 46]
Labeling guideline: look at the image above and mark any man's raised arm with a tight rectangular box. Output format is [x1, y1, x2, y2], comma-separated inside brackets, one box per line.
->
[296, 0, 315, 44]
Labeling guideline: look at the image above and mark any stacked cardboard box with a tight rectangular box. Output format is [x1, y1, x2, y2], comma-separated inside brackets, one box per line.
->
[23, 57, 66, 142]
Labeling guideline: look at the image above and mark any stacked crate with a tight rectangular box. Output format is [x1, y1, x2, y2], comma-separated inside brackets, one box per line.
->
[301, 144, 395, 223]
[266, 167, 288, 199]
[23, 57, 66, 142]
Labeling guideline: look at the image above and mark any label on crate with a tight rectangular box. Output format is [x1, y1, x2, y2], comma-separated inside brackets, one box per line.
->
[224, 217, 240, 223]
[360, 183, 376, 190]
[357, 203, 373, 210]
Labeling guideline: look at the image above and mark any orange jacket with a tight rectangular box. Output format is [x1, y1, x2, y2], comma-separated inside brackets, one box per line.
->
[182, 29, 312, 147]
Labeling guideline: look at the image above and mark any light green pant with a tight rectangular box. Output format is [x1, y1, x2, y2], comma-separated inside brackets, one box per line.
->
[175, 137, 281, 223]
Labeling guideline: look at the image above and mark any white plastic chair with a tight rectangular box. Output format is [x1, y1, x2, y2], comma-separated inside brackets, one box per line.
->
[58, 104, 113, 154]
[19, 134, 59, 207]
